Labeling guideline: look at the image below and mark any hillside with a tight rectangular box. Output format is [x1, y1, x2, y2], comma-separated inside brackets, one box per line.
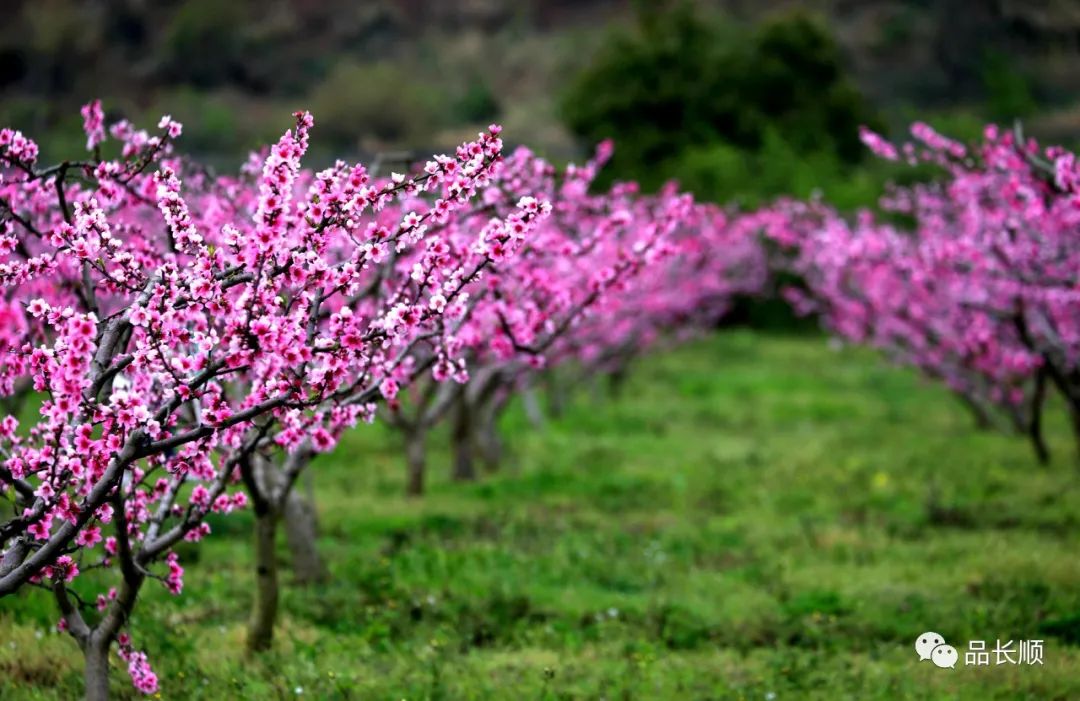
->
[1, 0, 1077, 160]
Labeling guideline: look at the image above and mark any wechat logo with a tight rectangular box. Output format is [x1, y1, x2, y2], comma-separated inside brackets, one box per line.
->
[915, 631, 957, 669]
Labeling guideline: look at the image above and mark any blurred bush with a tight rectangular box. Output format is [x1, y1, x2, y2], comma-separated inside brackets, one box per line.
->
[981, 50, 1038, 124]
[453, 80, 501, 124]
[673, 132, 886, 212]
[162, 0, 248, 88]
[307, 61, 446, 151]
[151, 89, 242, 154]
[560, 2, 884, 206]
[744, 12, 875, 164]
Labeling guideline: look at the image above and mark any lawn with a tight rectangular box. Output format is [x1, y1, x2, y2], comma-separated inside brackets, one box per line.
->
[2, 330, 1080, 700]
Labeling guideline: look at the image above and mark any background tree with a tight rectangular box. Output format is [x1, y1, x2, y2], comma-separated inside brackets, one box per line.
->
[560, 3, 882, 201]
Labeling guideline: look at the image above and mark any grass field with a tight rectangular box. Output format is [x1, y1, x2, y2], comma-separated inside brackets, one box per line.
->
[2, 330, 1080, 700]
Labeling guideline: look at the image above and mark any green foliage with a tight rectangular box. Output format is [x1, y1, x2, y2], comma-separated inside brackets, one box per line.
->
[981, 51, 1038, 124]
[3, 332, 1080, 699]
[150, 89, 240, 154]
[744, 12, 873, 164]
[162, 0, 249, 88]
[453, 80, 500, 124]
[560, 3, 745, 189]
[673, 131, 892, 210]
[144, 89, 296, 166]
[0, 96, 86, 164]
[24, 0, 99, 57]
[307, 61, 445, 150]
[560, 4, 883, 200]
[905, 108, 988, 144]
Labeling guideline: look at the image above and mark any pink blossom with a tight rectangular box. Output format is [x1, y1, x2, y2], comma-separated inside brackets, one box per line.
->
[74, 526, 102, 549]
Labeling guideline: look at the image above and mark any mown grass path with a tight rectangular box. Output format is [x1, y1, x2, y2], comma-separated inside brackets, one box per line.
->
[3, 331, 1080, 699]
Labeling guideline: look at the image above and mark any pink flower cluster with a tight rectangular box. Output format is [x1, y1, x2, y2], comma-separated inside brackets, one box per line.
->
[0, 100, 773, 695]
[0, 104, 546, 693]
[117, 633, 158, 694]
[769, 123, 1080, 461]
[435, 141, 767, 389]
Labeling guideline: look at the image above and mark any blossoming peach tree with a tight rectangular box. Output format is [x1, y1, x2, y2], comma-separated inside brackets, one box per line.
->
[215, 116, 550, 653]
[430, 147, 769, 485]
[772, 122, 1080, 464]
[0, 103, 544, 698]
[377, 140, 768, 496]
[380, 140, 681, 494]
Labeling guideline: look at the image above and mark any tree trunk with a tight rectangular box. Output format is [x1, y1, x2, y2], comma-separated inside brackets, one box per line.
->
[283, 490, 328, 585]
[522, 385, 545, 429]
[954, 390, 994, 432]
[248, 509, 279, 652]
[405, 428, 427, 497]
[588, 374, 605, 405]
[476, 396, 505, 473]
[1068, 402, 1080, 468]
[452, 398, 477, 482]
[82, 639, 110, 701]
[546, 373, 567, 419]
[608, 365, 629, 399]
[1031, 357, 1080, 467]
[1028, 367, 1051, 466]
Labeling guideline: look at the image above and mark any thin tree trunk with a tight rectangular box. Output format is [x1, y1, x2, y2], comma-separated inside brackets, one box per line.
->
[82, 639, 110, 701]
[588, 374, 605, 405]
[452, 397, 477, 482]
[477, 396, 505, 473]
[1005, 403, 1026, 434]
[608, 365, 629, 399]
[405, 428, 427, 497]
[953, 389, 994, 431]
[303, 468, 318, 527]
[283, 489, 328, 585]
[248, 508, 279, 652]
[1028, 367, 1051, 466]
[522, 385, 545, 429]
[74, 490, 147, 701]
[1052, 377, 1080, 466]
[1068, 402, 1080, 468]
[546, 373, 567, 419]
[1022, 337, 1080, 467]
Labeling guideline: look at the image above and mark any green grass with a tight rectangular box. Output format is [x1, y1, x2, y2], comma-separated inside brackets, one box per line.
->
[3, 330, 1080, 699]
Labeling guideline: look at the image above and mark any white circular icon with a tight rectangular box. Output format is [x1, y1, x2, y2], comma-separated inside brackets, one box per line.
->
[931, 644, 958, 669]
[915, 632, 944, 661]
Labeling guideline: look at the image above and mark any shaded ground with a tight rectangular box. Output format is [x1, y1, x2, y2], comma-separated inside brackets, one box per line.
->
[3, 330, 1080, 699]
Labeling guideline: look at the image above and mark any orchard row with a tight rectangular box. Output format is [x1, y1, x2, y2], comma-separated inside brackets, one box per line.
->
[0, 105, 1076, 698]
